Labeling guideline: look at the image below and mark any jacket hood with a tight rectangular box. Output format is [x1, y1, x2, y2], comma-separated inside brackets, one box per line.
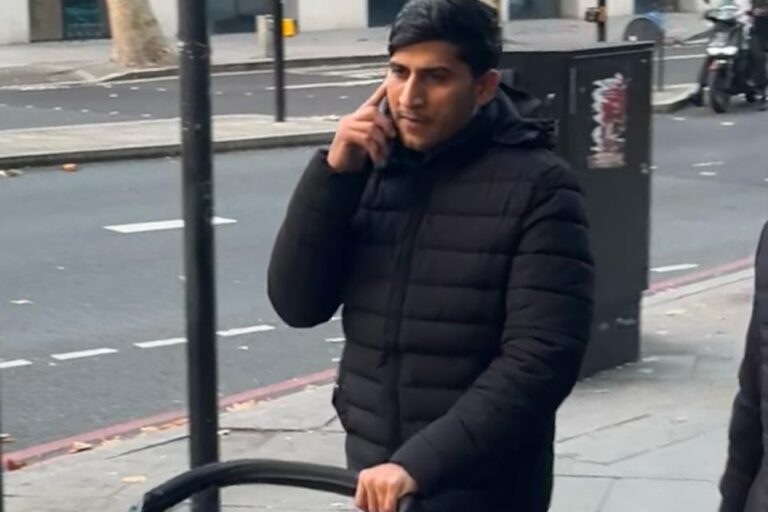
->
[487, 83, 557, 150]
[386, 83, 556, 171]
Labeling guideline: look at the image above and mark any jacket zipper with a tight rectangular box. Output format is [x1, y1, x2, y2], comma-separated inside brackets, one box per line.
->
[385, 179, 428, 454]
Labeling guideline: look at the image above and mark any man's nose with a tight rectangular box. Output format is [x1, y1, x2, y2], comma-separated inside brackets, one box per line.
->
[399, 77, 425, 109]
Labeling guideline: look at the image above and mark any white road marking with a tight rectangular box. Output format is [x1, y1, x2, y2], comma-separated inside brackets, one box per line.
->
[651, 263, 700, 273]
[25, 105, 34, 109]
[692, 161, 724, 168]
[81, 108, 90, 113]
[699, 171, 718, 177]
[131, 86, 140, 91]
[658, 53, 706, 62]
[721, 121, 735, 127]
[52, 348, 118, 361]
[0, 103, 6, 107]
[109, 93, 119, 98]
[156, 87, 167, 92]
[104, 217, 237, 234]
[245, 92, 253, 96]
[134, 337, 186, 349]
[141, 113, 153, 118]
[0, 360, 33, 370]
[218, 325, 275, 337]
[215, 91, 224, 95]
[53, 106, 62, 111]
[134, 325, 274, 349]
[326, 337, 345, 343]
[10, 299, 33, 305]
[266, 79, 381, 91]
[671, 116, 686, 121]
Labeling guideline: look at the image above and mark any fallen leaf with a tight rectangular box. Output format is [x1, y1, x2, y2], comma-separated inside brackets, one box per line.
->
[226, 400, 255, 412]
[99, 436, 121, 449]
[0, 433, 16, 444]
[158, 419, 187, 431]
[69, 441, 94, 453]
[6, 458, 26, 471]
[10, 299, 33, 306]
[121, 475, 147, 484]
[61, 163, 78, 173]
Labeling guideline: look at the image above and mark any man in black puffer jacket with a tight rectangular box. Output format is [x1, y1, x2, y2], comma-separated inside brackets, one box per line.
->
[268, 1, 595, 511]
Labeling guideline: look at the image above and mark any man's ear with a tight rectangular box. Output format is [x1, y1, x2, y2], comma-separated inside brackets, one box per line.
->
[476, 69, 502, 106]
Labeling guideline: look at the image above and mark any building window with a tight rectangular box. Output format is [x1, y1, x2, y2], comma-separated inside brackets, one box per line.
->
[62, 0, 109, 39]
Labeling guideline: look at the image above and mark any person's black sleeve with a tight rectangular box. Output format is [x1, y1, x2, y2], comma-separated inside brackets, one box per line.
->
[267, 150, 368, 328]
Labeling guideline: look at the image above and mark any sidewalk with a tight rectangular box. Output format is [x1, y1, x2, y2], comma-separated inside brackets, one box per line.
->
[3, 268, 754, 511]
[0, 115, 338, 169]
[0, 13, 709, 88]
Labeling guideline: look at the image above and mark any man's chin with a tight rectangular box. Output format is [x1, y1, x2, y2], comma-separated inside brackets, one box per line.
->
[401, 136, 434, 153]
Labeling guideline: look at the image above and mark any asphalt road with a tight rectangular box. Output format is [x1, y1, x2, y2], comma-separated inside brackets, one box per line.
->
[0, 46, 705, 130]
[1, 105, 766, 452]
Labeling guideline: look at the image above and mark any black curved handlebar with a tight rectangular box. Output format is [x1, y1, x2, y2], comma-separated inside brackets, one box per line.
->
[131, 459, 417, 512]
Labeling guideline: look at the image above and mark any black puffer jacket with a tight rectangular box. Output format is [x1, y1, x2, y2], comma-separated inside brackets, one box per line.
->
[268, 85, 595, 511]
[720, 223, 768, 512]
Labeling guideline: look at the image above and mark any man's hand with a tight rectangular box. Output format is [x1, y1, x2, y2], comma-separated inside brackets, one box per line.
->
[327, 81, 397, 173]
[355, 463, 418, 512]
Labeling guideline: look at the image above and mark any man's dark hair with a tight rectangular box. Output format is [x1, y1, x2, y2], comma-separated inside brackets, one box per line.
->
[388, 0, 502, 76]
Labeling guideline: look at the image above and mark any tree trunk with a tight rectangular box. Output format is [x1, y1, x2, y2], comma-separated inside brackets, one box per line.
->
[105, 0, 175, 68]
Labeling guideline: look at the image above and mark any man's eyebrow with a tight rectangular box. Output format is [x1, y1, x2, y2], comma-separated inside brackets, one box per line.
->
[388, 61, 454, 73]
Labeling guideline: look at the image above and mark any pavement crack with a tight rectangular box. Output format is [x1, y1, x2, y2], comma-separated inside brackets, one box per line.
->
[557, 414, 652, 444]
[107, 434, 188, 460]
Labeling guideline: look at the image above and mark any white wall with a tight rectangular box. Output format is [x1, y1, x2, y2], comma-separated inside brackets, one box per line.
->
[297, 0, 367, 31]
[0, 0, 31, 44]
[561, 0, 635, 19]
[678, 0, 708, 12]
[147, 0, 179, 39]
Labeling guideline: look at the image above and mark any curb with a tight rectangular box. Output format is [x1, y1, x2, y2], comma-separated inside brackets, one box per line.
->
[3, 368, 337, 468]
[0, 130, 335, 169]
[99, 54, 389, 83]
[652, 85, 697, 114]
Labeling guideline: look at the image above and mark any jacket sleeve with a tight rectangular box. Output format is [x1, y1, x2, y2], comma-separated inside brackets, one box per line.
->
[719, 223, 768, 512]
[390, 163, 595, 494]
[267, 150, 369, 328]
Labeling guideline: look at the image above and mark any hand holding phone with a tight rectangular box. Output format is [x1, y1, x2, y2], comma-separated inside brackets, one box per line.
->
[327, 81, 397, 173]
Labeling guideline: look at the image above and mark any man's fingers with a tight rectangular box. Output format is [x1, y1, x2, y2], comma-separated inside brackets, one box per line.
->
[355, 480, 368, 512]
[363, 80, 389, 108]
[372, 112, 397, 139]
[347, 125, 389, 165]
[382, 487, 398, 512]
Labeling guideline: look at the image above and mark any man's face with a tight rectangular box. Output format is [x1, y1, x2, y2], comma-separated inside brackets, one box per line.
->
[386, 40, 500, 153]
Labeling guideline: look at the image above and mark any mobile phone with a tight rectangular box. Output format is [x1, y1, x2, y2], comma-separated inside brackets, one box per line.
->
[376, 98, 395, 170]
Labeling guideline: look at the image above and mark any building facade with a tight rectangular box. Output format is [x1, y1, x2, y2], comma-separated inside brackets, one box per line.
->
[1, 0, 708, 45]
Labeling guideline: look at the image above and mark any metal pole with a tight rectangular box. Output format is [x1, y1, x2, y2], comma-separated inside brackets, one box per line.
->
[177, 0, 220, 509]
[272, 0, 286, 122]
[598, 0, 607, 42]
